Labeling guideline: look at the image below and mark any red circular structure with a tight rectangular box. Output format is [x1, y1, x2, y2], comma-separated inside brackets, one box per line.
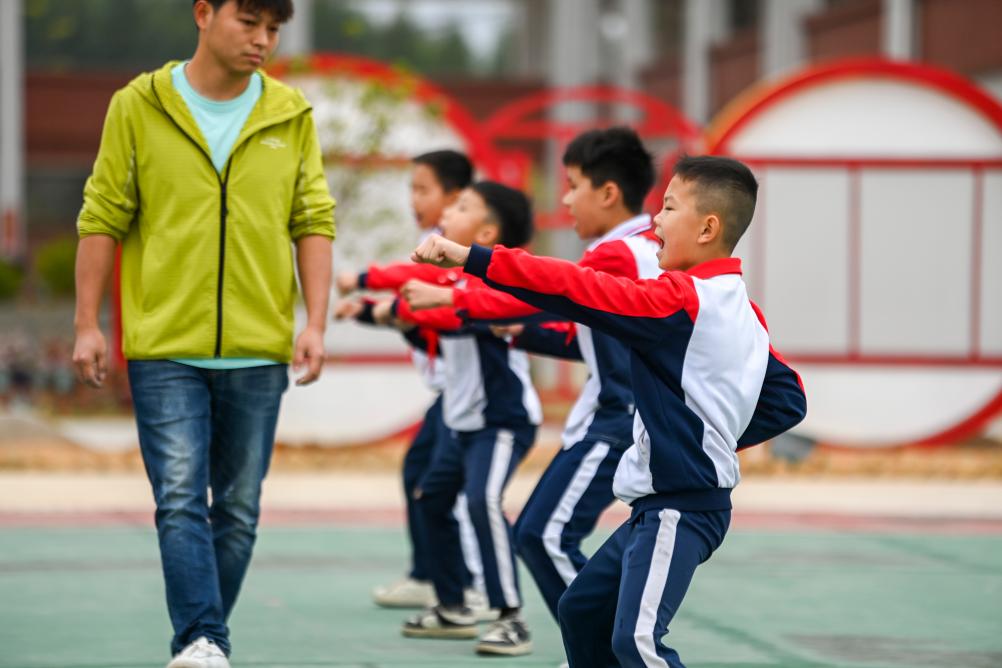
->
[707, 58, 1002, 155]
[706, 58, 1002, 446]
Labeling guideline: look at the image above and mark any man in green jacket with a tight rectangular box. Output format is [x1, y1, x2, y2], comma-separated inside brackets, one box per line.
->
[72, 2, 334, 666]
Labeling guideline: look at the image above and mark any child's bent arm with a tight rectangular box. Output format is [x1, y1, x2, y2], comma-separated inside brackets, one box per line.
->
[737, 347, 807, 449]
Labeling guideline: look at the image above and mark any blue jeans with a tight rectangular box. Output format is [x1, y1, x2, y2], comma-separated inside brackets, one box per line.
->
[128, 360, 288, 657]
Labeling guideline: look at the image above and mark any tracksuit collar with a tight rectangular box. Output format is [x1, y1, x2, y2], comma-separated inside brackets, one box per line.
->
[686, 257, 743, 279]
[587, 214, 652, 251]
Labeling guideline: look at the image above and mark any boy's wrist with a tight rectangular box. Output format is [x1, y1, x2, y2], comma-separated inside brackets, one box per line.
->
[464, 244, 493, 278]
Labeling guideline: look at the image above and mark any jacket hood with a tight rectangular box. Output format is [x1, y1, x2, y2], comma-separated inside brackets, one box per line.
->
[126, 61, 313, 153]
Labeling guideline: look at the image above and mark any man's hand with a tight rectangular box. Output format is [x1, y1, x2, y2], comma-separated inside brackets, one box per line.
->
[292, 325, 326, 386]
[72, 326, 108, 388]
[411, 234, 471, 268]
[489, 323, 524, 339]
[335, 271, 359, 296]
[333, 299, 364, 321]
[400, 279, 454, 311]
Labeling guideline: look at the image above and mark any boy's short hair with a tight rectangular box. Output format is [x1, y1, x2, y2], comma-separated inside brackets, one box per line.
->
[471, 181, 534, 248]
[673, 155, 758, 251]
[195, 0, 294, 23]
[562, 127, 655, 214]
[413, 150, 474, 193]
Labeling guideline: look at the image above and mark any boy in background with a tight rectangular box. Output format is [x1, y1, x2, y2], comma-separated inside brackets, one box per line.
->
[335, 151, 489, 613]
[375, 182, 540, 656]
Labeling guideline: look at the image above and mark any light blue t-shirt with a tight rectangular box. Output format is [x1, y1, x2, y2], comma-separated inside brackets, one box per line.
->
[170, 62, 275, 370]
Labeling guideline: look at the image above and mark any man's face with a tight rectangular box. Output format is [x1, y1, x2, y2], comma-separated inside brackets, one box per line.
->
[439, 189, 496, 247]
[652, 176, 704, 271]
[561, 165, 607, 240]
[411, 164, 450, 230]
[198, 1, 280, 75]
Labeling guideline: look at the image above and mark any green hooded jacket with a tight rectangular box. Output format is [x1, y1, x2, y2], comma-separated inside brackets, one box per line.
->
[77, 61, 335, 363]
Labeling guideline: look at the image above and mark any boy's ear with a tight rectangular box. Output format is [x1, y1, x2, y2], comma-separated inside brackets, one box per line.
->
[697, 213, 723, 246]
[443, 189, 461, 206]
[598, 180, 623, 210]
[474, 222, 501, 246]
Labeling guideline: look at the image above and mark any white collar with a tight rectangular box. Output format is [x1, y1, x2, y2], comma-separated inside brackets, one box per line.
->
[417, 226, 441, 243]
[587, 214, 652, 251]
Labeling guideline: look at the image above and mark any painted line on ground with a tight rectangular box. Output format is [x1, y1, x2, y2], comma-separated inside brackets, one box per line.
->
[2, 508, 1001, 534]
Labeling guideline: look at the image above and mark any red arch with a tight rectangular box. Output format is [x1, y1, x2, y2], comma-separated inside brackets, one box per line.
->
[269, 53, 505, 179]
[483, 85, 702, 143]
[482, 85, 703, 227]
[706, 57, 1002, 154]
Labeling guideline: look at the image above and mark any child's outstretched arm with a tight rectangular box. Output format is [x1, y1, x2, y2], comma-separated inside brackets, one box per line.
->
[412, 236, 692, 348]
[363, 262, 460, 291]
[454, 286, 542, 322]
[508, 322, 583, 361]
[393, 288, 465, 332]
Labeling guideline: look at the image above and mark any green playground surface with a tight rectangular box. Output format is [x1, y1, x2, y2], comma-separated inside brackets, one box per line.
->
[1, 523, 1000, 668]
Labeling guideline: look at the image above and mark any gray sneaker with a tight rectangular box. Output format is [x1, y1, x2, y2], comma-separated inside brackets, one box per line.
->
[402, 605, 479, 639]
[475, 614, 533, 656]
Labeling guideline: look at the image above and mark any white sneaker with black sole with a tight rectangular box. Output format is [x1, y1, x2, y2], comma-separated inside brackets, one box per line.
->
[464, 588, 500, 622]
[475, 614, 532, 656]
[373, 577, 436, 608]
[166, 637, 230, 668]
[402, 605, 479, 639]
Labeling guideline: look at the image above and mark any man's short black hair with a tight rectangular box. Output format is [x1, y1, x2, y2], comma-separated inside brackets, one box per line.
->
[672, 155, 758, 251]
[562, 127, 655, 214]
[195, 0, 294, 23]
[412, 150, 473, 193]
[470, 181, 534, 248]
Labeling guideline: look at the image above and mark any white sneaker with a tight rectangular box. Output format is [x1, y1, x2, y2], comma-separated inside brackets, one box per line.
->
[373, 577, 436, 608]
[166, 637, 230, 668]
[464, 588, 500, 622]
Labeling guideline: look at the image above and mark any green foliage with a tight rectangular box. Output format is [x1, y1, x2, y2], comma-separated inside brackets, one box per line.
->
[312, 2, 479, 77]
[0, 258, 24, 301]
[24, 0, 509, 78]
[26, 0, 197, 71]
[34, 237, 77, 298]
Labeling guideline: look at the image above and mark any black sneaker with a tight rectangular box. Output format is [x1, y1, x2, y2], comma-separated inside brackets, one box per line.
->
[402, 605, 478, 639]
[475, 614, 533, 656]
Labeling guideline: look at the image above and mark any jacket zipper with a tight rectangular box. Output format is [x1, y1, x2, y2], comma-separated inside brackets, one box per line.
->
[151, 77, 237, 358]
[215, 161, 233, 357]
